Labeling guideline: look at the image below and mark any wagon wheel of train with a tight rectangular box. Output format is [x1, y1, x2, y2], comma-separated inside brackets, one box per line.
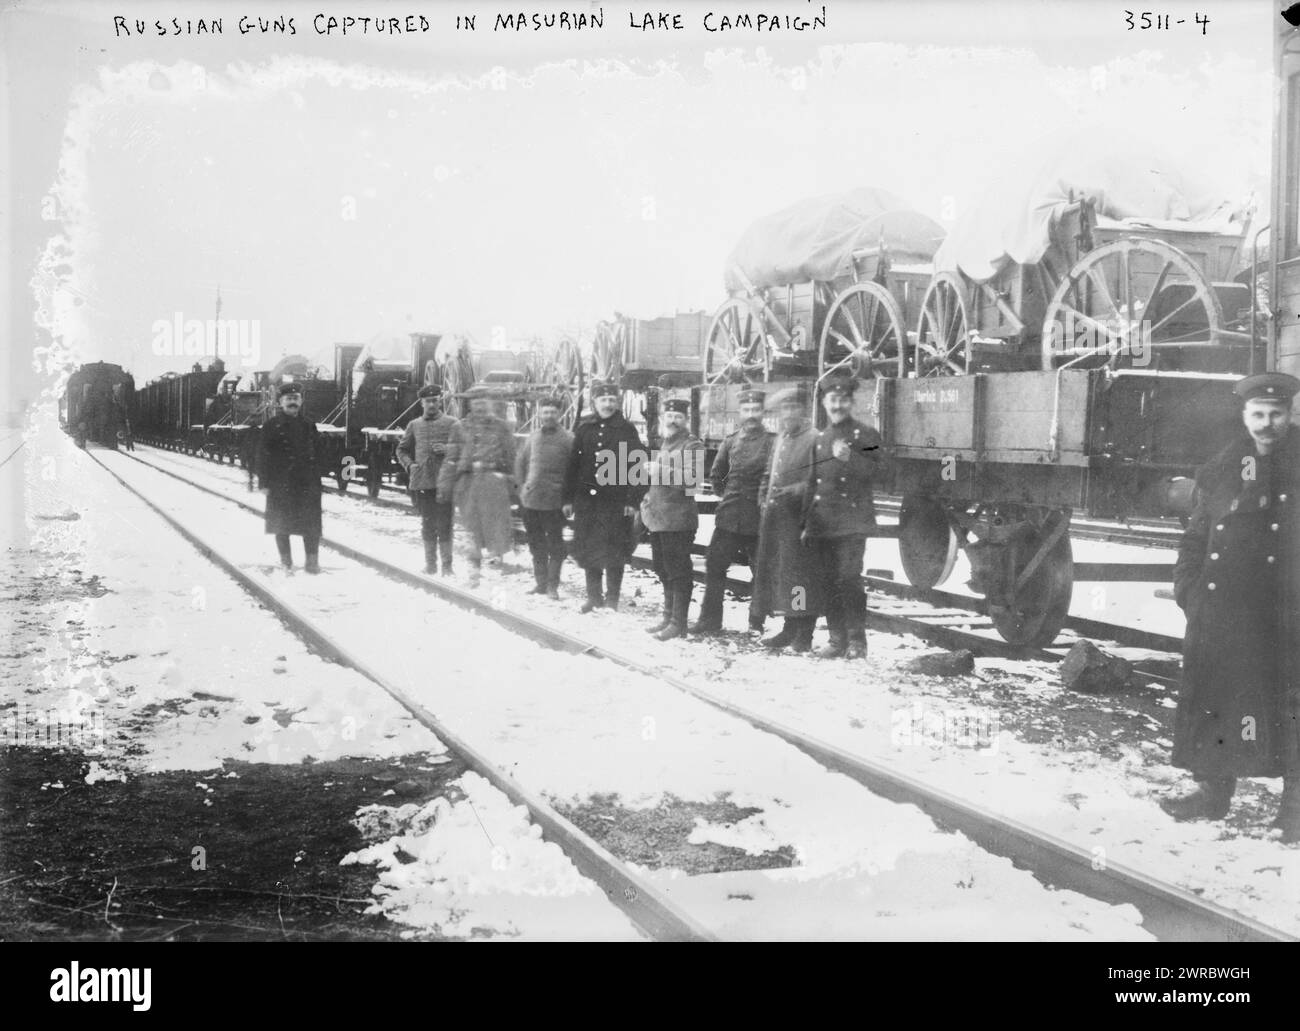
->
[818, 282, 907, 380]
[914, 272, 973, 376]
[1041, 239, 1223, 371]
[987, 528, 1074, 648]
[590, 320, 626, 385]
[704, 298, 771, 387]
[898, 495, 960, 589]
[422, 359, 441, 390]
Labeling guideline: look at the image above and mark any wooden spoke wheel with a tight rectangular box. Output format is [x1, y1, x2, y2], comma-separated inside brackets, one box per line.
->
[590, 320, 627, 386]
[818, 281, 906, 380]
[547, 336, 586, 431]
[1041, 239, 1223, 371]
[988, 530, 1074, 647]
[704, 298, 771, 387]
[914, 272, 972, 376]
[898, 495, 960, 589]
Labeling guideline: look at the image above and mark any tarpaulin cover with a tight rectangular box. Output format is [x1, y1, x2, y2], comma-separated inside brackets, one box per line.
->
[723, 187, 946, 293]
[933, 132, 1246, 283]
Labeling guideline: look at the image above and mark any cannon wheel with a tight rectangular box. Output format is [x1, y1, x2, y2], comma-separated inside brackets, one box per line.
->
[818, 282, 907, 380]
[549, 336, 586, 431]
[1041, 238, 1223, 371]
[915, 272, 972, 376]
[988, 531, 1074, 647]
[898, 495, 960, 589]
[704, 298, 770, 387]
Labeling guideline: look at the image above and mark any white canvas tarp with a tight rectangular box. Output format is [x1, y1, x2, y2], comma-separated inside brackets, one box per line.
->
[933, 132, 1247, 283]
[723, 188, 946, 293]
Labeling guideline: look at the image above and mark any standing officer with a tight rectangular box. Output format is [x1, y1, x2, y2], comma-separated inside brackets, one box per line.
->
[754, 385, 822, 653]
[1163, 371, 1300, 842]
[516, 395, 574, 598]
[801, 373, 884, 659]
[396, 384, 459, 576]
[642, 398, 706, 640]
[438, 387, 515, 588]
[563, 381, 646, 613]
[691, 388, 774, 636]
[256, 382, 324, 574]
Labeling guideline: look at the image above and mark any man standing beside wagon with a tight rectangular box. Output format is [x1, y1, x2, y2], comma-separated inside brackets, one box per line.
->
[396, 384, 458, 577]
[515, 395, 573, 598]
[642, 399, 706, 641]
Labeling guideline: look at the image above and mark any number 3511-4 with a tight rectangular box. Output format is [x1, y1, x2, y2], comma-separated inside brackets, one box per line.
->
[1124, 11, 1209, 34]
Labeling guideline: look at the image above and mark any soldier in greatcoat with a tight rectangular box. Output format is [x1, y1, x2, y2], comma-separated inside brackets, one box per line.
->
[438, 388, 516, 588]
[1163, 371, 1300, 842]
[801, 373, 884, 659]
[396, 384, 459, 575]
[691, 388, 774, 635]
[753, 386, 822, 653]
[641, 399, 706, 640]
[256, 382, 324, 573]
[563, 381, 646, 612]
[515, 395, 574, 598]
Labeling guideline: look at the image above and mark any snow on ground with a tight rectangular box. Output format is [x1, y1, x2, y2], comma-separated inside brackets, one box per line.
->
[120, 443, 1300, 936]
[2, 412, 639, 941]
[106, 445, 1153, 940]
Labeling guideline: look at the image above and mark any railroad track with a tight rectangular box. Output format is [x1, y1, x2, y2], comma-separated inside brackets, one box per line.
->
[101, 446, 1291, 943]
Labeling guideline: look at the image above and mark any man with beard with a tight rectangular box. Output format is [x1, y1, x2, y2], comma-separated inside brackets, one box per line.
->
[438, 387, 515, 589]
[516, 395, 573, 598]
[801, 373, 884, 660]
[256, 382, 324, 573]
[690, 389, 773, 636]
[563, 381, 646, 613]
[396, 384, 459, 576]
[753, 386, 821, 653]
[1163, 371, 1300, 842]
[641, 398, 706, 640]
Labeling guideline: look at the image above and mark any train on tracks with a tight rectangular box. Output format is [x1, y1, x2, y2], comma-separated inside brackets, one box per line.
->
[60, 362, 135, 449]
[63, 8, 1300, 650]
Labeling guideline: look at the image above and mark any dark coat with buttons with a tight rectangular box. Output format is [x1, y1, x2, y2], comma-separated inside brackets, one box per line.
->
[564, 411, 647, 568]
[801, 417, 884, 539]
[1172, 430, 1300, 779]
[754, 418, 825, 618]
[256, 412, 323, 537]
[711, 425, 774, 536]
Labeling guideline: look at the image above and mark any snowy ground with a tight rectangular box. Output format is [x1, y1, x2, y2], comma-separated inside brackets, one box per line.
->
[67, 440, 1163, 940]
[123, 440, 1300, 937]
[2, 412, 639, 941]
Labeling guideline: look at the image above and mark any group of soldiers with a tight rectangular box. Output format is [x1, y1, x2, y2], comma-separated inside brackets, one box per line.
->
[374, 371, 885, 657]
[253, 368, 1300, 840]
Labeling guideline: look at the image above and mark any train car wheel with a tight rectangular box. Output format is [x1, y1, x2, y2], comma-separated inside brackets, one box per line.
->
[988, 532, 1073, 647]
[819, 281, 907, 381]
[914, 272, 972, 376]
[898, 495, 959, 589]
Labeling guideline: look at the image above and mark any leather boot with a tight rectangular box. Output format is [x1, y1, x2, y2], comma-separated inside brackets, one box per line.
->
[655, 585, 691, 641]
[423, 540, 438, 576]
[761, 620, 797, 650]
[646, 588, 673, 634]
[580, 569, 604, 613]
[844, 629, 868, 660]
[1272, 775, 1300, 842]
[817, 628, 848, 660]
[528, 556, 548, 594]
[1159, 777, 1235, 821]
[604, 565, 623, 611]
[689, 581, 724, 635]
[791, 618, 814, 653]
[276, 535, 293, 569]
[545, 556, 564, 600]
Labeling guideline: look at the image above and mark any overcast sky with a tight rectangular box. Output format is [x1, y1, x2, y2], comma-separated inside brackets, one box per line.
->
[4, 0, 1276, 389]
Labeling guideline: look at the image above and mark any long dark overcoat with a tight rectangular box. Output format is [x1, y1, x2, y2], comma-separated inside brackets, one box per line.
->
[753, 419, 824, 618]
[1172, 430, 1300, 779]
[564, 411, 646, 568]
[256, 413, 323, 537]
